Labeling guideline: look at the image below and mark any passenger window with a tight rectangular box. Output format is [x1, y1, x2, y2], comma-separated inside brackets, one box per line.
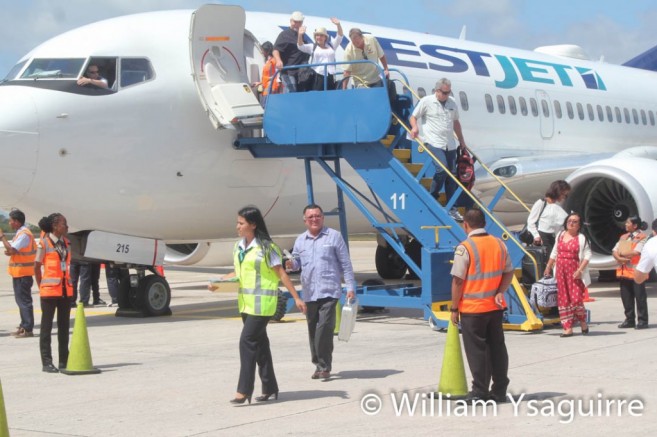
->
[417, 87, 427, 98]
[586, 103, 594, 121]
[641, 110, 647, 125]
[606, 106, 613, 122]
[597, 105, 604, 122]
[497, 95, 506, 114]
[554, 100, 562, 119]
[541, 100, 550, 117]
[615, 107, 622, 123]
[632, 109, 639, 125]
[508, 96, 517, 115]
[624, 108, 630, 124]
[566, 102, 574, 119]
[485, 94, 494, 113]
[519, 97, 528, 116]
[650, 111, 655, 126]
[459, 91, 469, 111]
[530, 98, 538, 117]
[120, 58, 155, 88]
[577, 103, 584, 120]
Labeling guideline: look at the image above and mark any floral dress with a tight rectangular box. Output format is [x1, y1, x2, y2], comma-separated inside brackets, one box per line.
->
[555, 233, 587, 330]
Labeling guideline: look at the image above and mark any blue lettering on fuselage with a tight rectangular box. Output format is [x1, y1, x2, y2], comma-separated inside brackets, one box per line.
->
[274, 24, 606, 90]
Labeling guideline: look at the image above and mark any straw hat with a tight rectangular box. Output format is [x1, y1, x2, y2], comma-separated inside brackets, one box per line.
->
[314, 27, 328, 37]
[290, 11, 305, 21]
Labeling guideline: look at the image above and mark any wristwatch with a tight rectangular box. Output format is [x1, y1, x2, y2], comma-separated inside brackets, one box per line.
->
[450, 307, 459, 313]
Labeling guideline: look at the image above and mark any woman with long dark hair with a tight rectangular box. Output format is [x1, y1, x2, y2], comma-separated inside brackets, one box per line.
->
[35, 213, 73, 372]
[544, 212, 591, 337]
[526, 180, 571, 256]
[210, 206, 306, 404]
[612, 215, 649, 329]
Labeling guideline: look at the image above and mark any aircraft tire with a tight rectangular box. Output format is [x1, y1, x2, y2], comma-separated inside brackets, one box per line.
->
[139, 274, 172, 316]
[375, 244, 407, 279]
[271, 290, 288, 322]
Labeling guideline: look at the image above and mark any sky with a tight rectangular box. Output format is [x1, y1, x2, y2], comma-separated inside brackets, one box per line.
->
[1, 0, 656, 77]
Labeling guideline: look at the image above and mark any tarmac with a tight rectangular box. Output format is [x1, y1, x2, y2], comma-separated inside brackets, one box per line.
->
[1, 240, 657, 436]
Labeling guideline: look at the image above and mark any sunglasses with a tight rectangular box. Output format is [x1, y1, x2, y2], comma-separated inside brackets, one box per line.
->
[438, 89, 451, 95]
[88, 70, 99, 74]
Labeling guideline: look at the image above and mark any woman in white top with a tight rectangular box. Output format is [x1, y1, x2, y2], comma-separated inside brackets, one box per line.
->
[526, 180, 571, 257]
[297, 17, 343, 91]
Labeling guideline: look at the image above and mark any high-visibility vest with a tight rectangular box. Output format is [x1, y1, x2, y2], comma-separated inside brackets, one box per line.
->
[8, 227, 36, 277]
[459, 234, 508, 314]
[261, 57, 280, 96]
[616, 232, 647, 280]
[39, 236, 73, 298]
[233, 241, 279, 316]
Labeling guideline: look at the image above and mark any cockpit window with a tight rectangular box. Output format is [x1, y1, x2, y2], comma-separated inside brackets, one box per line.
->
[2, 60, 27, 82]
[20, 58, 85, 79]
[119, 58, 155, 88]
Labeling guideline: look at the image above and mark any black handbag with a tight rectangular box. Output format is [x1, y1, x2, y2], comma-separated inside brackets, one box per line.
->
[297, 67, 316, 91]
[519, 199, 547, 245]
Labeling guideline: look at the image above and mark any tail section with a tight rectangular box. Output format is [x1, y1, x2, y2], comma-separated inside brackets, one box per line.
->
[623, 44, 657, 72]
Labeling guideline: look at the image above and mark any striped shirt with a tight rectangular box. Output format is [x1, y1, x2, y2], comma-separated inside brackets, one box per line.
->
[289, 227, 356, 302]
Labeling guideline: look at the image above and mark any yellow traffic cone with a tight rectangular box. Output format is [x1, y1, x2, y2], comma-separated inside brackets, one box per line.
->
[61, 303, 101, 375]
[0, 378, 9, 437]
[436, 321, 468, 399]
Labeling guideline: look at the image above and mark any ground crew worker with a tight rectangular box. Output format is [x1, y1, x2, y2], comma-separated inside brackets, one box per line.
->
[1, 209, 37, 338]
[35, 213, 73, 373]
[210, 206, 306, 404]
[613, 216, 649, 329]
[450, 208, 514, 403]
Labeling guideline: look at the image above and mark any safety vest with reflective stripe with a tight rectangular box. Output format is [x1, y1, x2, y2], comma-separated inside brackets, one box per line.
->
[233, 241, 279, 316]
[459, 234, 508, 314]
[8, 228, 36, 277]
[261, 57, 280, 96]
[616, 232, 647, 280]
[39, 236, 73, 298]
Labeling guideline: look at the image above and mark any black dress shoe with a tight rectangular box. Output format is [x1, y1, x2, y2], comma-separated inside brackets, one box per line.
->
[618, 321, 636, 329]
[635, 323, 649, 330]
[42, 363, 59, 373]
[490, 392, 508, 403]
[464, 392, 488, 402]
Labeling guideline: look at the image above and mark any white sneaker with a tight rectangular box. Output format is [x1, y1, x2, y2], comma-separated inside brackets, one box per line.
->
[449, 208, 463, 222]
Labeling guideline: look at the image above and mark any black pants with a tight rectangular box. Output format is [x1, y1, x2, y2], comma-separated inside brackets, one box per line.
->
[460, 310, 509, 397]
[237, 314, 277, 396]
[306, 297, 338, 372]
[620, 278, 648, 324]
[538, 231, 556, 259]
[40, 297, 72, 367]
[13, 276, 34, 331]
[79, 263, 101, 303]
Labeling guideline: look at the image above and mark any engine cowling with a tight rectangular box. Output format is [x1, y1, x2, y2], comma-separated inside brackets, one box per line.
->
[565, 157, 657, 269]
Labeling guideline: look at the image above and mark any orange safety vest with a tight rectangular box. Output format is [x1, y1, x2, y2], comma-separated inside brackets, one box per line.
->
[39, 236, 73, 298]
[8, 227, 36, 277]
[261, 57, 279, 96]
[616, 231, 647, 280]
[459, 234, 508, 314]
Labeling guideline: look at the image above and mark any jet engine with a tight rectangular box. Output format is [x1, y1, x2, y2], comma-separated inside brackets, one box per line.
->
[565, 156, 657, 269]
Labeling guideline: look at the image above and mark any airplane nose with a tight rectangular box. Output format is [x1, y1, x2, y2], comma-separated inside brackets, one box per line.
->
[0, 86, 39, 207]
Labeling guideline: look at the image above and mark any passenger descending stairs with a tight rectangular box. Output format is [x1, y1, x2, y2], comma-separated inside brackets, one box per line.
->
[236, 75, 544, 331]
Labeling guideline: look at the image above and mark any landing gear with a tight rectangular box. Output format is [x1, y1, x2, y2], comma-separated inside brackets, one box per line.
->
[375, 244, 407, 279]
[115, 267, 172, 317]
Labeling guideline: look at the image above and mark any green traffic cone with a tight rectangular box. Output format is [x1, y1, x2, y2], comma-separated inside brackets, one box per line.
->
[436, 321, 468, 398]
[61, 303, 101, 375]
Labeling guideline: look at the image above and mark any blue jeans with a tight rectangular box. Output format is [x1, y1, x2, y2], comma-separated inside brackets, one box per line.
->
[13, 276, 34, 331]
[429, 146, 473, 209]
[280, 74, 297, 93]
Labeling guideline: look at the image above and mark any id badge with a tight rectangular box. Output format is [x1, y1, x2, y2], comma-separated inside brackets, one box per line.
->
[61, 261, 67, 272]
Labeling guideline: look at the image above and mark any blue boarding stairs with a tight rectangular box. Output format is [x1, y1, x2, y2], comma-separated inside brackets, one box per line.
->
[236, 61, 548, 331]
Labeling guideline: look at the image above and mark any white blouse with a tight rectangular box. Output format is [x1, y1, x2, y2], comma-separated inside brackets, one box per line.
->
[298, 35, 343, 75]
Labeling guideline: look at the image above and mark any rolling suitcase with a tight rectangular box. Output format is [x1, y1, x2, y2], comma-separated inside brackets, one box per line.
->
[522, 245, 548, 286]
[338, 299, 359, 342]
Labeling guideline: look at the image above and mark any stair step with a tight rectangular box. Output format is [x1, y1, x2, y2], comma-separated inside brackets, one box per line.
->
[404, 163, 424, 175]
[420, 178, 432, 190]
[392, 149, 411, 162]
[380, 135, 396, 147]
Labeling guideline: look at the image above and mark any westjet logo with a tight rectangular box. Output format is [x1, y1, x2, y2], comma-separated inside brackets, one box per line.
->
[289, 26, 607, 91]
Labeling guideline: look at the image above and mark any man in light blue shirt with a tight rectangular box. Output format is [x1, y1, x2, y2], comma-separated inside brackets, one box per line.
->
[286, 204, 356, 380]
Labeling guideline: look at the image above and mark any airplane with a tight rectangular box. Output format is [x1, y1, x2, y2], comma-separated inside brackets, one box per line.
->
[1, 4, 656, 316]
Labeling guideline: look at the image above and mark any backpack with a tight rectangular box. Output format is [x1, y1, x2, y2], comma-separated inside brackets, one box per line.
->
[456, 145, 475, 190]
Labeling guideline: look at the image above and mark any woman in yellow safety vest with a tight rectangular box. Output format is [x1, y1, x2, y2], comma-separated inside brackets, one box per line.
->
[35, 213, 73, 373]
[210, 206, 306, 405]
[612, 216, 649, 329]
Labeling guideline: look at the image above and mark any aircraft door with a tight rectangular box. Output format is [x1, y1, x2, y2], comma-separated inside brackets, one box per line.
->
[189, 4, 263, 129]
[536, 90, 554, 140]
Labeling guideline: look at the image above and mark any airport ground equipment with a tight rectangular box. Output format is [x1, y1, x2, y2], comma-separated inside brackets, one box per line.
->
[234, 62, 552, 331]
